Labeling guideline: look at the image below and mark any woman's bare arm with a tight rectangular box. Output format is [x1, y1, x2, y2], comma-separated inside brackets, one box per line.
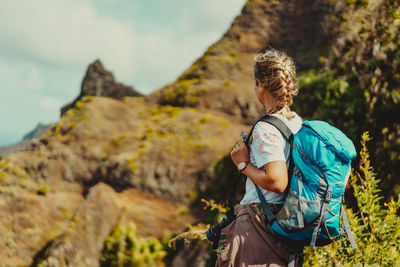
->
[240, 160, 288, 194]
[230, 140, 288, 194]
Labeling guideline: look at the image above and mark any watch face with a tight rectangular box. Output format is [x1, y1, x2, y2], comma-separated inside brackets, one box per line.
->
[238, 162, 246, 170]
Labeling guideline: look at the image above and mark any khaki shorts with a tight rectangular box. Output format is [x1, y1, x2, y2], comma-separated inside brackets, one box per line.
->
[215, 204, 289, 267]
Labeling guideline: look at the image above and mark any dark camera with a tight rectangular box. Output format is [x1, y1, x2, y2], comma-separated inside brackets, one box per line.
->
[205, 211, 236, 249]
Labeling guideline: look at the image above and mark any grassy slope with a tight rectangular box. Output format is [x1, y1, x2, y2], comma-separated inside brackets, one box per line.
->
[0, 95, 245, 265]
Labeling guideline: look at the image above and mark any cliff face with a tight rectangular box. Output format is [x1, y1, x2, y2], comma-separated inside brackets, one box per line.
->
[0, 0, 360, 265]
[149, 0, 331, 124]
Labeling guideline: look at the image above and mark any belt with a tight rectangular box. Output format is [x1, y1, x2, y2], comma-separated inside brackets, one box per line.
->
[250, 202, 282, 225]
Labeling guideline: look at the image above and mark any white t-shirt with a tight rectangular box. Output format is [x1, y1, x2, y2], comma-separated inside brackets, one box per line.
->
[240, 112, 303, 205]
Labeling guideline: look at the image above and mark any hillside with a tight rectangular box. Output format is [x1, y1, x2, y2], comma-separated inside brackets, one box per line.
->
[148, 0, 332, 123]
[0, 95, 245, 265]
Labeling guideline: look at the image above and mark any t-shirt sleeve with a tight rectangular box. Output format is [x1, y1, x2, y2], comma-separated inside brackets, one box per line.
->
[250, 121, 286, 168]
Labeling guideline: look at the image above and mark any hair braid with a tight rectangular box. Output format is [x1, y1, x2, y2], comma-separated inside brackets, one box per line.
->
[253, 48, 298, 118]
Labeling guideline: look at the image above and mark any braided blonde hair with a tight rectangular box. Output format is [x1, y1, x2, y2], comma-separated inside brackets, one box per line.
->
[253, 48, 299, 119]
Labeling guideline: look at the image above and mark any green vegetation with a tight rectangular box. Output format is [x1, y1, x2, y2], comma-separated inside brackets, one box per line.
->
[0, 159, 9, 182]
[0, 158, 25, 182]
[157, 31, 243, 107]
[100, 223, 167, 267]
[109, 134, 129, 149]
[160, 80, 199, 107]
[203, 155, 243, 204]
[37, 185, 50, 196]
[126, 157, 138, 174]
[132, 105, 230, 159]
[75, 100, 83, 109]
[295, 70, 363, 140]
[81, 95, 94, 103]
[42, 100, 90, 144]
[293, 0, 400, 198]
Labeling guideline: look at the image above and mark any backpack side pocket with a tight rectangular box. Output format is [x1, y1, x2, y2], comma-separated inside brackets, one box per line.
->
[276, 189, 321, 232]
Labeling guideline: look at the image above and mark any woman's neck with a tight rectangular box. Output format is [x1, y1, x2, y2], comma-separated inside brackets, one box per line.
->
[266, 106, 295, 119]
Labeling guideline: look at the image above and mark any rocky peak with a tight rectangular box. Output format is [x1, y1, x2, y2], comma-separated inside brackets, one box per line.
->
[229, 0, 331, 67]
[61, 60, 143, 116]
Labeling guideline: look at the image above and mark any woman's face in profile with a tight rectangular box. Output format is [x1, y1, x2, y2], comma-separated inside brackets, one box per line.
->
[254, 80, 278, 112]
[254, 81, 265, 105]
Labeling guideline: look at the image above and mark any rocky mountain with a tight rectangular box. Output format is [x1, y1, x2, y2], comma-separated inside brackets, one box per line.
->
[0, 123, 52, 157]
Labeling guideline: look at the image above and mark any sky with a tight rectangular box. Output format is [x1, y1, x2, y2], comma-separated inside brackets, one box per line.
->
[0, 0, 247, 146]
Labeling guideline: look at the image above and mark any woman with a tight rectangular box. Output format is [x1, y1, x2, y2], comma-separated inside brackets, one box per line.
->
[215, 48, 302, 266]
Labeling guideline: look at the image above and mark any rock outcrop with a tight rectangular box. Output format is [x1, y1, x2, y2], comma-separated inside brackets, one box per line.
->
[61, 60, 143, 116]
[32, 183, 121, 266]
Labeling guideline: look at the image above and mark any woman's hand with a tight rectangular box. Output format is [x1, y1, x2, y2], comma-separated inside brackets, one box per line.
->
[230, 140, 250, 167]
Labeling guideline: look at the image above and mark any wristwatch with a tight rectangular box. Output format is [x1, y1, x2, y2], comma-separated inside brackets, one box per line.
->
[237, 161, 250, 172]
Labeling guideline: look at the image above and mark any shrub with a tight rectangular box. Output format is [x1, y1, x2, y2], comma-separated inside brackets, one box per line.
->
[297, 0, 400, 198]
[100, 223, 167, 267]
[160, 80, 199, 107]
[37, 185, 50, 196]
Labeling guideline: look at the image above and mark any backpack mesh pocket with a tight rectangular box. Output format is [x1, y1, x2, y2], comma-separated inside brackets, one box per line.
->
[276, 189, 321, 232]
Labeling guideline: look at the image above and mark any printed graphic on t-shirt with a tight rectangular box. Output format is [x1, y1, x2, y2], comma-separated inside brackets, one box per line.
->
[250, 122, 285, 168]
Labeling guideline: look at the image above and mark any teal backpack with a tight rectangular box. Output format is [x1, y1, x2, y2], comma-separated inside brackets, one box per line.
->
[246, 115, 358, 266]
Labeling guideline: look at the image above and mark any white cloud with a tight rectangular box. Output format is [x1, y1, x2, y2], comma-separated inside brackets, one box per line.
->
[20, 65, 44, 91]
[0, 89, 60, 146]
[129, 30, 218, 92]
[36, 96, 64, 112]
[0, 0, 136, 83]
[0, 0, 246, 93]
[0, 60, 44, 91]
[178, 0, 244, 33]
[124, 1, 246, 92]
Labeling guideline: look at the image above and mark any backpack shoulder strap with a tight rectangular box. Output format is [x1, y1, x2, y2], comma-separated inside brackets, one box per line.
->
[258, 115, 295, 179]
[259, 115, 293, 141]
[245, 115, 293, 146]
[247, 115, 296, 222]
